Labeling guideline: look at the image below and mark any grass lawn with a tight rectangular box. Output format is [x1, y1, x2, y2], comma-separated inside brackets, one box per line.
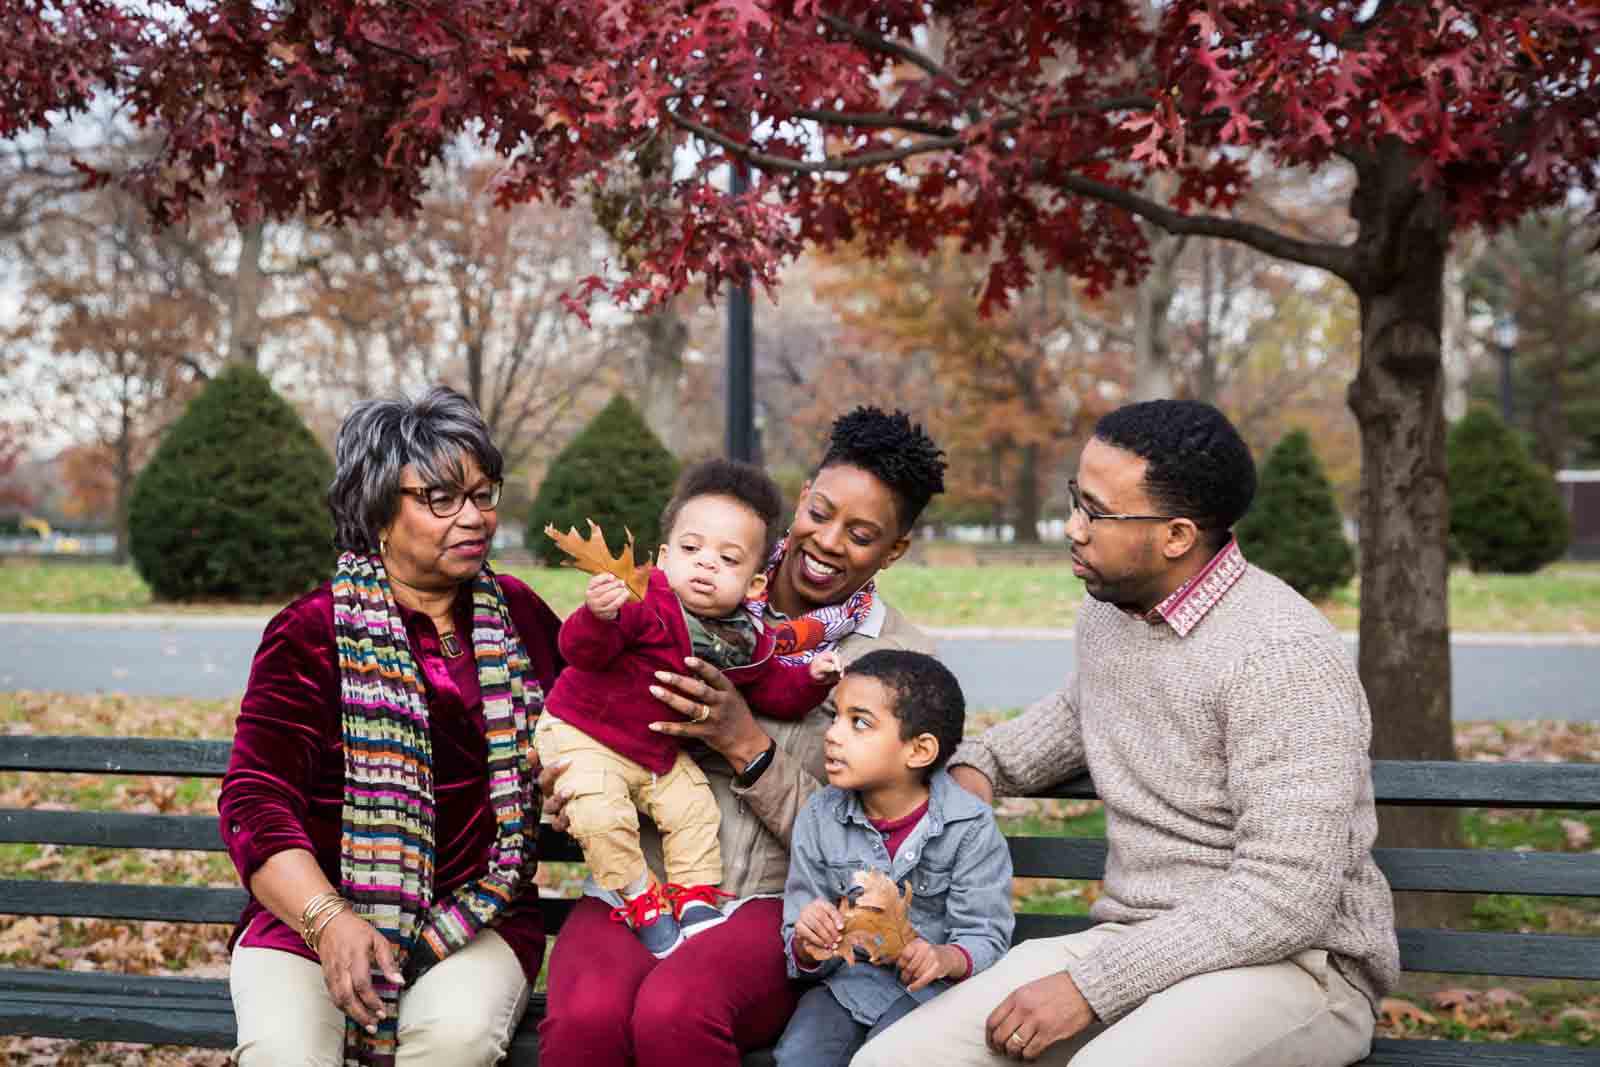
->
[2, 695, 1596, 1061]
[6, 558, 1600, 633]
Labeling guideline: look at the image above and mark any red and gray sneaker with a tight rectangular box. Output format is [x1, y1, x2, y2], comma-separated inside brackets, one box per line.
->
[663, 883, 734, 939]
[609, 884, 684, 959]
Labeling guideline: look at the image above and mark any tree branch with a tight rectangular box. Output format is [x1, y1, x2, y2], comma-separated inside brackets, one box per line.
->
[1054, 172, 1357, 282]
[817, 14, 962, 89]
[669, 113, 960, 174]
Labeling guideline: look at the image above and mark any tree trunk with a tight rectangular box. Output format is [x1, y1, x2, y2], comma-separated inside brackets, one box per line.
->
[1132, 231, 1185, 401]
[635, 296, 689, 453]
[1014, 441, 1041, 544]
[1345, 146, 1462, 927]
[114, 377, 132, 566]
[227, 221, 266, 368]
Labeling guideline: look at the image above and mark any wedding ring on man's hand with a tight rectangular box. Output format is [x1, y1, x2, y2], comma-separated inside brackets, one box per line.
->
[695, 703, 710, 723]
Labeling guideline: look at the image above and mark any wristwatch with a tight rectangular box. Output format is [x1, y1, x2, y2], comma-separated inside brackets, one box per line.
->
[734, 739, 778, 788]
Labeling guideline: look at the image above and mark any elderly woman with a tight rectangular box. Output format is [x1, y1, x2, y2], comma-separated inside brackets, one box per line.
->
[536, 406, 948, 1067]
[221, 387, 563, 1067]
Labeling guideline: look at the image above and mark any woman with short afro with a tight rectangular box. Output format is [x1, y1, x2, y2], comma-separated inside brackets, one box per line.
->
[537, 407, 949, 1067]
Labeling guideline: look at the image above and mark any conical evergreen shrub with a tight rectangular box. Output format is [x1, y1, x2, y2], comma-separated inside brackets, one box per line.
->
[526, 394, 681, 565]
[1235, 429, 1355, 601]
[129, 363, 334, 600]
[1448, 408, 1570, 573]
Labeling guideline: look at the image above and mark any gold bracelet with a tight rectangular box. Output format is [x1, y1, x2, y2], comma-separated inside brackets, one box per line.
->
[307, 900, 350, 953]
[299, 892, 346, 949]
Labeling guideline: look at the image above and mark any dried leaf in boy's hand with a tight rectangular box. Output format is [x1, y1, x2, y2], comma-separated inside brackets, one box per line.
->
[545, 519, 653, 601]
[834, 869, 918, 966]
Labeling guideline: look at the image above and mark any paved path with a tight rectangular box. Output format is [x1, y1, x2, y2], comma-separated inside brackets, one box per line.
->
[1, 615, 1596, 720]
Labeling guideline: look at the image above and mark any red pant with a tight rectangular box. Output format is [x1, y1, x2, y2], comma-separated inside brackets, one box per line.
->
[539, 895, 800, 1067]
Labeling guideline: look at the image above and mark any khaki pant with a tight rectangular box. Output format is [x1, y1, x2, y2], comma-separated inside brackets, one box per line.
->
[231, 929, 529, 1066]
[534, 715, 722, 890]
[851, 924, 1374, 1067]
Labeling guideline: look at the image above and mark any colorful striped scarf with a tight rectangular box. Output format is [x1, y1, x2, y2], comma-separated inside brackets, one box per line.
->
[332, 551, 542, 1067]
[746, 535, 876, 664]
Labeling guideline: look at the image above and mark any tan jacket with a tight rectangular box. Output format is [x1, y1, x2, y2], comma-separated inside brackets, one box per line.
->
[635, 598, 932, 899]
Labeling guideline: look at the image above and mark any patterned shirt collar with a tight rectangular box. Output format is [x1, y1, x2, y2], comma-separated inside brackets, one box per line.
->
[1146, 536, 1248, 638]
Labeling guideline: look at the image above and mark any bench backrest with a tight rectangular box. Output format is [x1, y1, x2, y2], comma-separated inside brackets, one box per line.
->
[3, 736, 1599, 982]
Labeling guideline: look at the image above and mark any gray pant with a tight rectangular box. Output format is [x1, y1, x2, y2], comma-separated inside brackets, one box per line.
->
[851, 924, 1374, 1067]
[776, 985, 921, 1067]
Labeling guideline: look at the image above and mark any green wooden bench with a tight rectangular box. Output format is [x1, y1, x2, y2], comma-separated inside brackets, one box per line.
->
[2, 735, 1597, 1065]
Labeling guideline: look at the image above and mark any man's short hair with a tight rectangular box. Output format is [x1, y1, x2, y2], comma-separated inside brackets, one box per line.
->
[843, 649, 966, 779]
[817, 407, 948, 534]
[1093, 400, 1256, 548]
[659, 458, 786, 560]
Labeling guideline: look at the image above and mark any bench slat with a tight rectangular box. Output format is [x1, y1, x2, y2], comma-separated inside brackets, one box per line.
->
[4, 970, 1589, 1065]
[1362, 1038, 1600, 1066]
[0, 880, 247, 924]
[0, 879, 581, 930]
[1010, 838, 1600, 897]
[1041, 761, 1600, 809]
[0, 809, 590, 864]
[0, 737, 231, 777]
[1397, 928, 1600, 981]
[6, 738, 1599, 809]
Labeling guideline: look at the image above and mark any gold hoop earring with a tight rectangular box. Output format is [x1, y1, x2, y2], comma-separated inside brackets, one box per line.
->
[379, 534, 388, 556]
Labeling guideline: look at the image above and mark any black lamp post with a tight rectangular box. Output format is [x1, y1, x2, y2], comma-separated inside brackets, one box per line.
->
[725, 159, 755, 462]
[1494, 311, 1518, 426]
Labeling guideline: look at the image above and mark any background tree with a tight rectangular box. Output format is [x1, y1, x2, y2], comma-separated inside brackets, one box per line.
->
[1465, 207, 1600, 469]
[128, 363, 334, 600]
[1236, 429, 1356, 601]
[1447, 408, 1571, 575]
[525, 394, 680, 566]
[15, 3, 1600, 882]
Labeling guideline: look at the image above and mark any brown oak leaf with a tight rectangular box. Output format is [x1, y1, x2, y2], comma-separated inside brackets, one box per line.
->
[1379, 997, 1436, 1028]
[834, 869, 918, 966]
[545, 519, 653, 601]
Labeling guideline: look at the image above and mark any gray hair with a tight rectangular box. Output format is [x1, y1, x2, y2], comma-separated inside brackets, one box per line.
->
[329, 386, 504, 552]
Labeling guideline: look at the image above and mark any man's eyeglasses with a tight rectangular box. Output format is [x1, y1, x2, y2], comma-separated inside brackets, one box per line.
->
[398, 481, 503, 519]
[1068, 480, 1176, 524]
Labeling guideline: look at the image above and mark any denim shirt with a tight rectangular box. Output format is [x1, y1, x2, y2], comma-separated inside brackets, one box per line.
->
[782, 769, 1015, 1025]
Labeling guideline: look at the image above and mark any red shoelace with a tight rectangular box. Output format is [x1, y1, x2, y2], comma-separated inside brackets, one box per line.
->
[609, 885, 665, 928]
[661, 882, 734, 919]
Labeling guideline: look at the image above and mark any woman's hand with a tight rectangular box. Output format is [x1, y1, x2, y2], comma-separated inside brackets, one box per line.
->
[647, 657, 770, 770]
[317, 909, 403, 1033]
[530, 750, 574, 834]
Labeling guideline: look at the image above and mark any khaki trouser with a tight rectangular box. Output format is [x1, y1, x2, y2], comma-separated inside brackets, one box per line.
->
[534, 715, 723, 890]
[851, 924, 1375, 1067]
[231, 928, 529, 1066]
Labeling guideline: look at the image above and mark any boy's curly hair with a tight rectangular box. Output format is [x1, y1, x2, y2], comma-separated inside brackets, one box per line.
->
[659, 458, 786, 559]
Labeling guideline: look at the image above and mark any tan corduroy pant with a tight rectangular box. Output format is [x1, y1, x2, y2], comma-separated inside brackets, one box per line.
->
[851, 924, 1375, 1067]
[230, 928, 529, 1066]
[533, 715, 722, 890]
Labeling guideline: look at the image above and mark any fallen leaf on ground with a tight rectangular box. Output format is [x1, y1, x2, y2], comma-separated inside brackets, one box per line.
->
[1380, 998, 1437, 1027]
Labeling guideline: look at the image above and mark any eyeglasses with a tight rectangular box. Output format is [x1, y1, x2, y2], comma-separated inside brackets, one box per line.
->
[398, 481, 503, 519]
[1067, 480, 1176, 524]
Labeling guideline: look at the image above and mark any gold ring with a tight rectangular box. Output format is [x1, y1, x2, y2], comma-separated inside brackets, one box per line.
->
[1008, 1031, 1026, 1047]
[696, 703, 710, 723]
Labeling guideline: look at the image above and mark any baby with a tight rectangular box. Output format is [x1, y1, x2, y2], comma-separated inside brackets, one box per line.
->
[535, 459, 840, 958]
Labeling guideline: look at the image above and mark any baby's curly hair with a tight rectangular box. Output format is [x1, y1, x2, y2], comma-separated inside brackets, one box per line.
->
[818, 407, 947, 533]
[659, 458, 787, 559]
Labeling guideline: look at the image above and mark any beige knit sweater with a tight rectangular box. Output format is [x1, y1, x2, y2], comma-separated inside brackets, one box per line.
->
[950, 564, 1400, 1024]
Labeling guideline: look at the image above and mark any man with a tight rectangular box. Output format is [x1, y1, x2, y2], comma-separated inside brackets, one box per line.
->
[854, 400, 1399, 1067]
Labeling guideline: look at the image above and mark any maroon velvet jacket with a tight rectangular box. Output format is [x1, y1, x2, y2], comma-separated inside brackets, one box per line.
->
[218, 573, 564, 980]
[544, 568, 834, 774]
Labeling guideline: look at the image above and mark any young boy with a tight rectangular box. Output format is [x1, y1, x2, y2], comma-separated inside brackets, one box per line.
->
[777, 650, 1014, 1066]
[535, 459, 840, 959]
